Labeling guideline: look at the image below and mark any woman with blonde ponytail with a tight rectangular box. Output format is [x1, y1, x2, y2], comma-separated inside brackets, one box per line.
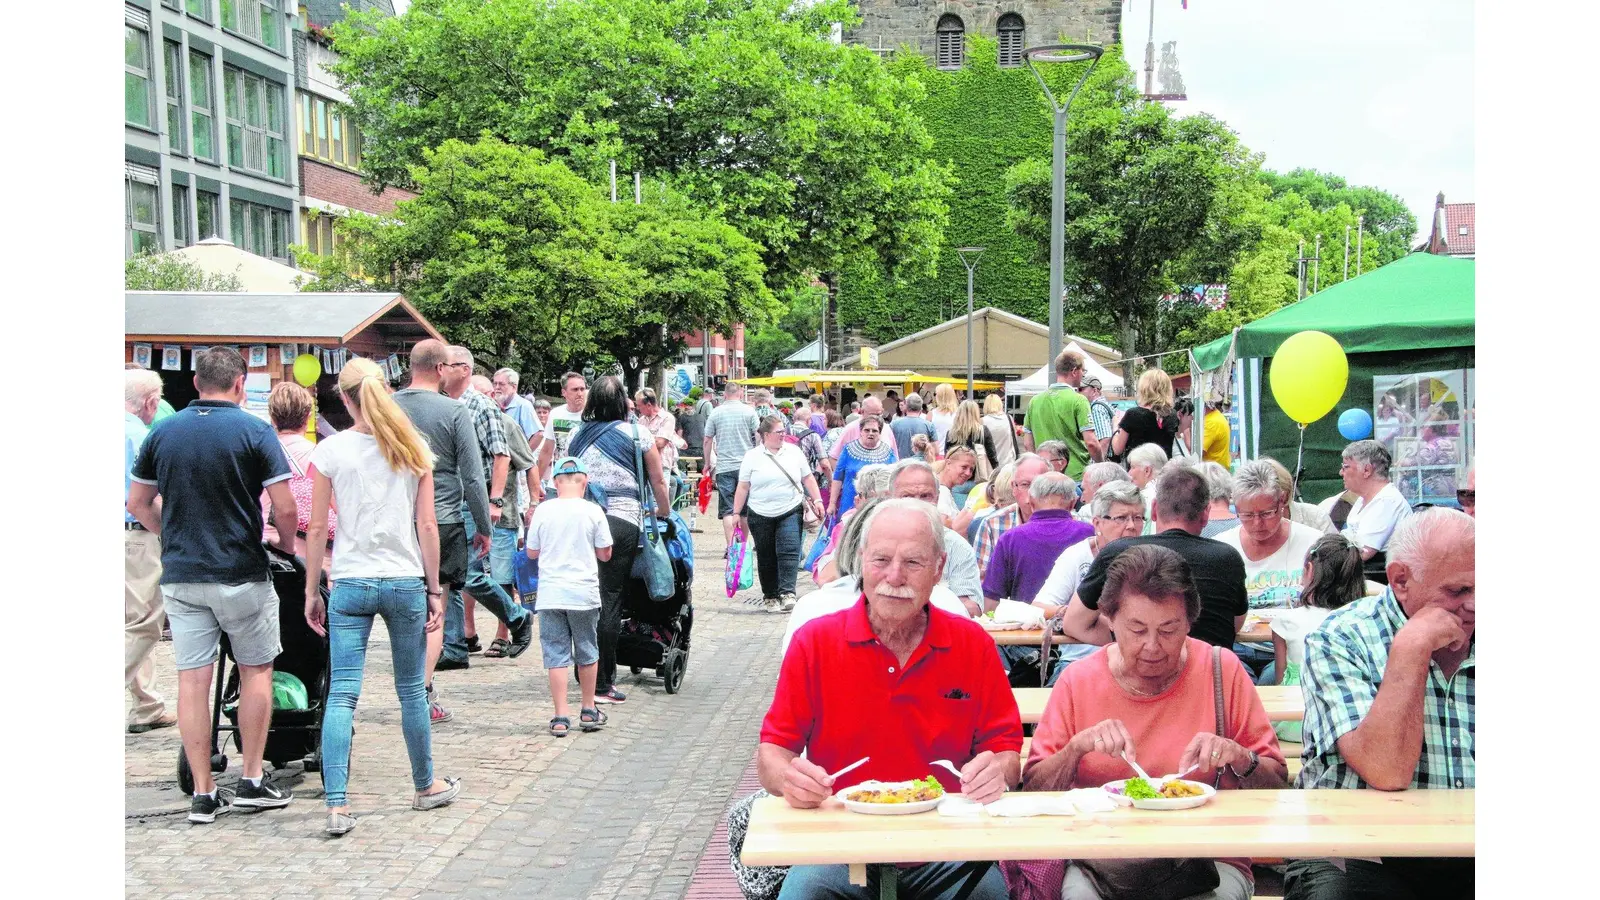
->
[303, 357, 460, 837]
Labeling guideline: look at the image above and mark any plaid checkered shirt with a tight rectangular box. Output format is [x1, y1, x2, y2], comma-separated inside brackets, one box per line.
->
[973, 504, 1023, 574]
[1089, 399, 1115, 441]
[458, 388, 510, 480]
[1296, 588, 1475, 791]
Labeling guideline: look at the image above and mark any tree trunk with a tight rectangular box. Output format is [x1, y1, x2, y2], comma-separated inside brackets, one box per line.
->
[1118, 310, 1139, 392]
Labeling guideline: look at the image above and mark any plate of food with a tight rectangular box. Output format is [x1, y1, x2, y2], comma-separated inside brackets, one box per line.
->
[836, 777, 947, 815]
[1103, 778, 1215, 811]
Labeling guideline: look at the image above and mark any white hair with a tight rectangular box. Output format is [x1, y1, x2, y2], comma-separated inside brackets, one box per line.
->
[1127, 442, 1168, 471]
[493, 367, 519, 386]
[889, 457, 937, 489]
[1230, 459, 1281, 504]
[1091, 480, 1144, 517]
[859, 497, 946, 558]
[447, 345, 475, 366]
[1081, 461, 1130, 492]
[854, 463, 893, 497]
[1342, 439, 1393, 479]
[1030, 471, 1078, 503]
[1387, 507, 1473, 580]
[125, 369, 163, 407]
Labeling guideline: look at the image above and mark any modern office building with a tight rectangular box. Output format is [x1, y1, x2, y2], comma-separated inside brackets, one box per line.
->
[124, 1, 301, 260]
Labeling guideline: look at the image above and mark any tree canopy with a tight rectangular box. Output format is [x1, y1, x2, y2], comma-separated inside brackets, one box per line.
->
[125, 253, 246, 292]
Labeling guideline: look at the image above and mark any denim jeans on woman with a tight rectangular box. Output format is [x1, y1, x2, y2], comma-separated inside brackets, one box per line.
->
[746, 503, 802, 597]
[322, 577, 432, 808]
[594, 516, 641, 695]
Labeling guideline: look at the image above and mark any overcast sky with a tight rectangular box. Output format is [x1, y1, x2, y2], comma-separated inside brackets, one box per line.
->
[392, 0, 1473, 234]
[1119, 0, 1473, 234]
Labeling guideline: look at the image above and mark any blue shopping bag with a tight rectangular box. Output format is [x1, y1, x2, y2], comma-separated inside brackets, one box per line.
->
[513, 547, 538, 596]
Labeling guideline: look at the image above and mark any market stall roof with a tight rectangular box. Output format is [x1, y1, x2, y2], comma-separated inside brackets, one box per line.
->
[125, 291, 444, 345]
[1006, 342, 1126, 396]
[736, 370, 1004, 391]
[165, 237, 317, 293]
[1193, 252, 1475, 367]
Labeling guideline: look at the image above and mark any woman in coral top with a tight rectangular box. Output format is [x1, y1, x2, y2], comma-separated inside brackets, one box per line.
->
[1022, 544, 1288, 900]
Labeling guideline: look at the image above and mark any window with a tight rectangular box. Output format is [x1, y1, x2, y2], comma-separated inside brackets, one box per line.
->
[197, 189, 220, 239]
[230, 199, 291, 260]
[125, 25, 156, 128]
[164, 41, 186, 154]
[127, 179, 161, 256]
[162, 0, 181, 10]
[302, 209, 338, 256]
[997, 14, 1025, 68]
[936, 15, 965, 70]
[299, 92, 314, 157]
[224, 67, 288, 179]
[221, 0, 283, 52]
[330, 106, 344, 164]
[316, 97, 329, 157]
[189, 50, 215, 161]
[186, 0, 210, 19]
[298, 90, 365, 169]
[172, 184, 192, 248]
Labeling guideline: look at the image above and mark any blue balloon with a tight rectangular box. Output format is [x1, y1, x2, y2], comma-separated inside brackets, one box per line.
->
[1337, 408, 1373, 440]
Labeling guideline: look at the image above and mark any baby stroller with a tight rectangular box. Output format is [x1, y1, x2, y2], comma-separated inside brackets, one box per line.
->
[617, 509, 695, 693]
[175, 545, 331, 794]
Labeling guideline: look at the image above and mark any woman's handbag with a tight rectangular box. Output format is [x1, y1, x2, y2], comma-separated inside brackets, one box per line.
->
[725, 526, 755, 597]
[629, 427, 676, 602]
[1000, 647, 1229, 900]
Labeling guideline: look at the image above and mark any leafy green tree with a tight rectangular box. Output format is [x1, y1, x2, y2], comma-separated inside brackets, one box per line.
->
[328, 0, 951, 294]
[1005, 53, 1263, 385]
[744, 283, 826, 375]
[125, 253, 246, 291]
[1260, 168, 1416, 272]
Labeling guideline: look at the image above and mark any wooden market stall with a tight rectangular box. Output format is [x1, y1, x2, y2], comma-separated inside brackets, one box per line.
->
[124, 291, 444, 429]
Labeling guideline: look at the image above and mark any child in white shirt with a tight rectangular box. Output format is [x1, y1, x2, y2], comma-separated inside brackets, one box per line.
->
[1271, 534, 1367, 742]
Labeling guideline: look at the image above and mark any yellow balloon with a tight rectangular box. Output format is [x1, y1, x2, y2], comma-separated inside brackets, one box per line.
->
[293, 353, 323, 387]
[1269, 331, 1348, 425]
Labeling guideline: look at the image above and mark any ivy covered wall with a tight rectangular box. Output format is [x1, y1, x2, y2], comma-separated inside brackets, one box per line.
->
[837, 38, 1120, 350]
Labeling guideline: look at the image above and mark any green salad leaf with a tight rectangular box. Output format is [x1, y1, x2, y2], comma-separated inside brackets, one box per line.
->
[1123, 777, 1159, 800]
[913, 775, 944, 794]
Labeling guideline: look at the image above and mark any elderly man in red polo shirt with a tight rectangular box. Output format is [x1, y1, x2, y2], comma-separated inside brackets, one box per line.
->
[758, 498, 1021, 900]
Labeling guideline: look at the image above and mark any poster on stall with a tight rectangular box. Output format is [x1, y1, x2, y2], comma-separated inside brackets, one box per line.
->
[280, 343, 297, 365]
[248, 345, 269, 367]
[161, 345, 182, 371]
[243, 373, 272, 422]
[1373, 369, 1470, 506]
[132, 343, 153, 369]
[386, 354, 401, 381]
[190, 346, 210, 369]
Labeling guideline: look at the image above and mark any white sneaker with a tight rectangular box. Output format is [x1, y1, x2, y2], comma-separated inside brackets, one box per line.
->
[778, 592, 798, 612]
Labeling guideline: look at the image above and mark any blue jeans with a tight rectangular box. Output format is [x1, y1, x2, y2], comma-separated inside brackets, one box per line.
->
[777, 862, 1006, 900]
[443, 504, 529, 662]
[322, 577, 432, 807]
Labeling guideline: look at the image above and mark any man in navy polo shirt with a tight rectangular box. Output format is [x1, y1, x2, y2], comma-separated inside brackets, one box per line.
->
[128, 347, 300, 824]
[759, 499, 1021, 900]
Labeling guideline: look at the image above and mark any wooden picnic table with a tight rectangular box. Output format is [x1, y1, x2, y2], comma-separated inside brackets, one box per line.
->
[742, 789, 1473, 895]
[1014, 685, 1303, 724]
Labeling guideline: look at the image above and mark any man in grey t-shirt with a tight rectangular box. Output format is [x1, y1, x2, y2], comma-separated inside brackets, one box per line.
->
[702, 381, 760, 545]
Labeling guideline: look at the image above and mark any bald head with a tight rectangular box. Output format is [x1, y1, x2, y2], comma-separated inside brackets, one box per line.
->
[471, 374, 493, 395]
[861, 395, 884, 417]
[1011, 455, 1051, 519]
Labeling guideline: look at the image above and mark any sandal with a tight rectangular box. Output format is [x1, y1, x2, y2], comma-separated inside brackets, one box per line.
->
[549, 716, 571, 737]
[326, 810, 357, 837]
[484, 638, 512, 658]
[580, 707, 607, 732]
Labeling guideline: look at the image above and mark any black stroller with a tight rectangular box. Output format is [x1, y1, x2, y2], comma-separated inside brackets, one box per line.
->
[617, 510, 695, 693]
[175, 545, 331, 794]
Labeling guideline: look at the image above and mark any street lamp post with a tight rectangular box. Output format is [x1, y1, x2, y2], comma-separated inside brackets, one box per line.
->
[955, 247, 985, 400]
[1023, 44, 1104, 365]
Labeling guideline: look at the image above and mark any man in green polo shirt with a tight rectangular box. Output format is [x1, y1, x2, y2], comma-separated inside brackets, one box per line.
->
[1021, 347, 1102, 478]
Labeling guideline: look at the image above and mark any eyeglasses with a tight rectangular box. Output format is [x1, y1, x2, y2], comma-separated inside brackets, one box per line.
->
[442, 362, 471, 370]
[1099, 514, 1146, 526]
[1236, 507, 1282, 522]
[1456, 489, 1475, 507]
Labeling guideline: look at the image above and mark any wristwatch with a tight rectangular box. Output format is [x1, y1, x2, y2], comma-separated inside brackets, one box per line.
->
[1228, 749, 1260, 779]
[489, 497, 505, 508]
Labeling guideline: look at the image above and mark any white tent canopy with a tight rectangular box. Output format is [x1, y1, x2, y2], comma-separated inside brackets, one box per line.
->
[164, 237, 315, 293]
[1006, 342, 1126, 396]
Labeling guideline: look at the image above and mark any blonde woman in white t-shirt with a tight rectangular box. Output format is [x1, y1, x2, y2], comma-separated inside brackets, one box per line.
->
[303, 358, 460, 837]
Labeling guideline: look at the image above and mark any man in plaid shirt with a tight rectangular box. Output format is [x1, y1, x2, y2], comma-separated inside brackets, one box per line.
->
[972, 455, 1048, 572]
[1080, 377, 1115, 446]
[1286, 508, 1474, 900]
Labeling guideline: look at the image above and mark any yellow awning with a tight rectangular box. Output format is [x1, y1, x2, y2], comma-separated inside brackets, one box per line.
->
[735, 370, 1004, 391]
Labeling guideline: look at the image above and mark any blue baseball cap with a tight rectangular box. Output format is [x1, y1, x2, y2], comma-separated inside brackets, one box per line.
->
[553, 456, 587, 476]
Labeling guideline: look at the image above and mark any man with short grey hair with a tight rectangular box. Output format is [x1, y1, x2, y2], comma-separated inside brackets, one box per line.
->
[887, 461, 983, 615]
[1287, 508, 1473, 899]
[1035, 439, 1070, 474]
[758, 499, 1020, 899]
[973, 453, 1051, 573]
[1075, 460, 1130, 522]
[982, 473, 1095, 609]
[125, 368, 174, 735]
[491, 367, 539, 446]
[1339, 439, 1413, 584]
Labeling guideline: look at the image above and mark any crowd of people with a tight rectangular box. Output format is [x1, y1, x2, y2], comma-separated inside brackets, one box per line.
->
[124, 342, 681, 835]
[731, 345, 1473, 900]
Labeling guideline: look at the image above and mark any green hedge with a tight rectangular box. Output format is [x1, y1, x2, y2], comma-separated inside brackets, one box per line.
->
[837, 38, 1118, 347]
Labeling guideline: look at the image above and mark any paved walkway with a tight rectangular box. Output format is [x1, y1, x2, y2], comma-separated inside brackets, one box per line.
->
[126, 519, 805, 899]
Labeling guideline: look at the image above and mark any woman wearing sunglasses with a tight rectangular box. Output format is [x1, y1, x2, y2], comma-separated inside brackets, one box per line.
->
[825, 414, 897, 521]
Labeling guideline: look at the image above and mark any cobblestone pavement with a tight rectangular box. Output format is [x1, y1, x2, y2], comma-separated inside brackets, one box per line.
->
[126, 518, 808, 899]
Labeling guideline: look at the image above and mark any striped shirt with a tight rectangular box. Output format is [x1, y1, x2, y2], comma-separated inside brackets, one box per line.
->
[1089, 398, 1115, 441]
[1296, 589, 1475, 791]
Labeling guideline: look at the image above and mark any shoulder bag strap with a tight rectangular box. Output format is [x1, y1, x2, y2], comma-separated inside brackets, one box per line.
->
[762, 448, 807, 504]
[631, 425, 654, 547]
[1212, 645, 1227, 788]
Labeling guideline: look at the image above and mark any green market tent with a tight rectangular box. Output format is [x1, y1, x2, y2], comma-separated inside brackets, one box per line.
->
[1193, 253, 1475, 502]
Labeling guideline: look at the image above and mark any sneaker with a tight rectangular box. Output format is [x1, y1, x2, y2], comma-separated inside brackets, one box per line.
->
[764, 596, 787, 614]
[507, 613, 534, 659]
[465, 635, 483, 654]
[778, 592, 798, 613]
[127, 712, 178, 734]
[436, 656, 469, 671]
[594, 687, 627, 704]
[188, 787, 235, 824]
[234, 777, 294, 810]
[431, 698, 454, 724]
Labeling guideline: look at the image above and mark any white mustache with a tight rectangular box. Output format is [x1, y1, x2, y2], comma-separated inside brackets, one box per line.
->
[873, 584, 917, 600]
